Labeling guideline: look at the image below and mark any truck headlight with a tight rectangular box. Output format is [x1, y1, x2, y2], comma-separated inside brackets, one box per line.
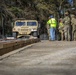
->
[31, 29, 37, 31]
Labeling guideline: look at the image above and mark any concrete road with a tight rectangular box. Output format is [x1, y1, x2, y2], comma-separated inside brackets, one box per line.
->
[0, 40, 76, 75]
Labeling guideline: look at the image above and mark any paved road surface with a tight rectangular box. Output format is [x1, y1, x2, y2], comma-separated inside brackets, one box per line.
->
[0, 40, 76, 75]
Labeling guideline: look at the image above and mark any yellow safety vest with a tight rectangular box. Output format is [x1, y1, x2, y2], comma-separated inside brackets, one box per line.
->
[47, 18, 57, 28]
[59, 22, 64, 27]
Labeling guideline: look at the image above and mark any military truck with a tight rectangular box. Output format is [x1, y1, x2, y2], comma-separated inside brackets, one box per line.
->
[12, 18, 39, 38]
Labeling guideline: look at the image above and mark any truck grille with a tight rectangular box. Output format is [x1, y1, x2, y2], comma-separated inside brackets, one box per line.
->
[21, 29, 28, 31]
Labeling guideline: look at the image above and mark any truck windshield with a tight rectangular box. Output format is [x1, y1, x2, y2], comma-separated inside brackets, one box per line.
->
[16, 22, 26, 26]
[27, 22, 37, 26]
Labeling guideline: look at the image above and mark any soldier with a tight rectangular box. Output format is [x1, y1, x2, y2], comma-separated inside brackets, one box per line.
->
[63, 12, 71, 41]
[58, 18, 64, 40]
[71, 14, 76, 40]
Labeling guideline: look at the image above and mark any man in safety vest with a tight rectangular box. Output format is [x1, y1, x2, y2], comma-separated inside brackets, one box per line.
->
[47, 15, 57, 41]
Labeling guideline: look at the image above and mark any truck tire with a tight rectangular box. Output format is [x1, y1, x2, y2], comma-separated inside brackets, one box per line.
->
[32, 31, 38, 37]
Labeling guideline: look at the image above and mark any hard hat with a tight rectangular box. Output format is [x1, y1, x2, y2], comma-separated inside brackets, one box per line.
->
[49, 15, 54, 18]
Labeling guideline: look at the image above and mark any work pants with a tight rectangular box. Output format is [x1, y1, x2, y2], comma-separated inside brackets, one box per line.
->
[50, 27, 56, 41]
[64, 25, 70, 41]
[59, 30, 64, 41]
[72, 25, 76, 40]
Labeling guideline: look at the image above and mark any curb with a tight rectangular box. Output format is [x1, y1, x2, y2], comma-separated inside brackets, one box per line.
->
[0, 44, 34, 60]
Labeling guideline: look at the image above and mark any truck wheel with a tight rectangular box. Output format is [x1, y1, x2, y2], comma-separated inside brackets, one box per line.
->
[32, 31, 38, 37]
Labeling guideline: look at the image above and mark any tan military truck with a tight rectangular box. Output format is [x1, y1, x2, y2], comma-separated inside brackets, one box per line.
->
[12, 18, 39, 38]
